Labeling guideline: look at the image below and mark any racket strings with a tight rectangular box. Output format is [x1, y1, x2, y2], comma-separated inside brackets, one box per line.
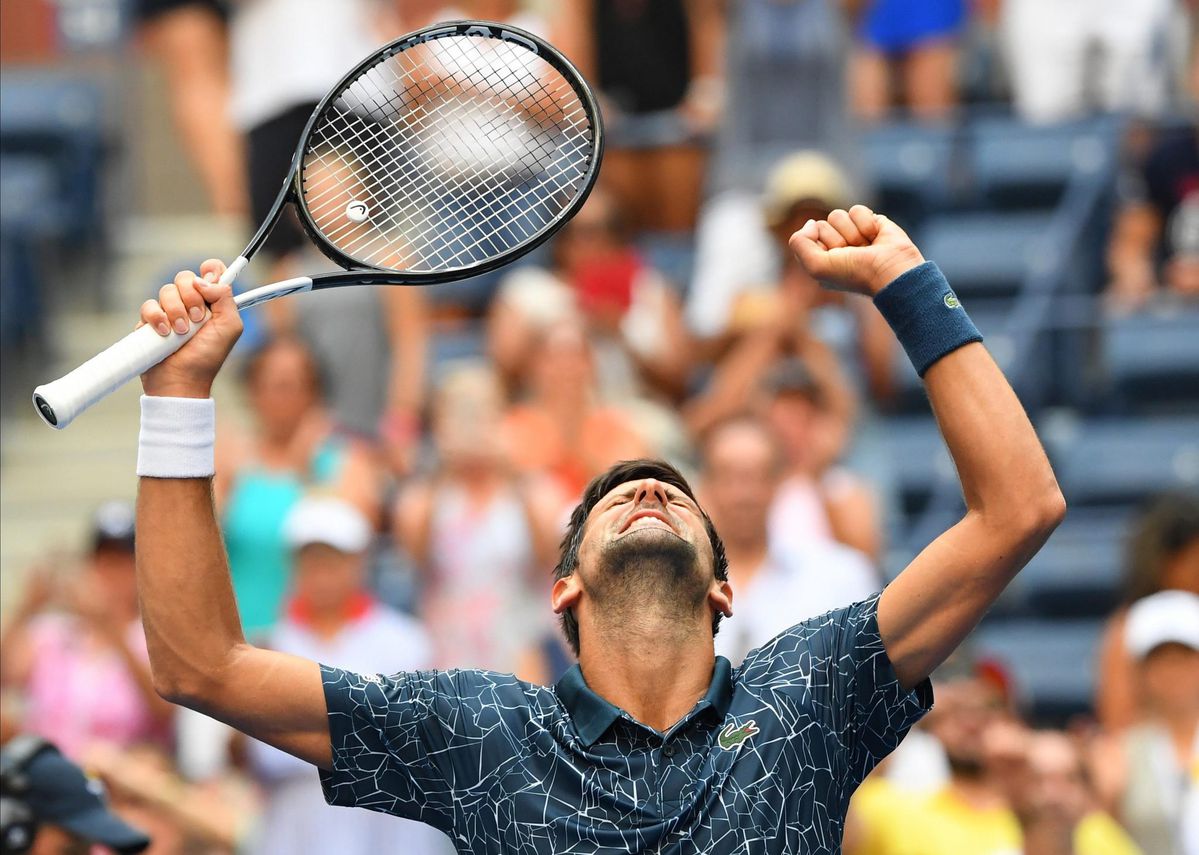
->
[300, 34, 594, 273]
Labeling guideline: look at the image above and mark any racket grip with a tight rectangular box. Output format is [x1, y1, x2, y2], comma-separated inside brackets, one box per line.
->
[32, 317, 207, 429]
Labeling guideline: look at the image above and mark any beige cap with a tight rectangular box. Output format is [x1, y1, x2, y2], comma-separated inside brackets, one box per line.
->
[762, 151, 852, 227]
[1125, 590, 1199, 658]
[284, 496, 372, 554]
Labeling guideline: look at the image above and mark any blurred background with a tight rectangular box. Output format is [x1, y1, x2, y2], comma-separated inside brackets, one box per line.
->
[1, 0, 1197, 853]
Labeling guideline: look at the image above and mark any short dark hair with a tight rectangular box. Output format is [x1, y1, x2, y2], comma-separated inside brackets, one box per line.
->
[552, 459, 729, 656]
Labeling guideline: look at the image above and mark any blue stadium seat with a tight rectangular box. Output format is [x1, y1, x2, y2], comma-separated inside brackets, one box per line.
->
[859, 121, 956, 226]
[1103, 309, 1199, 411]
[1049, 417, 1199, 506]
[969, 115, 1120, 209]
[918, 212, 1059, 299]
[0, 74, 106, 241]
[971, 618, 1104, 723]
[996, 506, 1131, 618]
[429, 321, 487, 383]
[0, 155, 71, 239]
[877, 417, 956, 518]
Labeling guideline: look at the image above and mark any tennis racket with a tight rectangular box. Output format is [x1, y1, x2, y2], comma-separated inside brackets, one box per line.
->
[34, 20, 603, 429]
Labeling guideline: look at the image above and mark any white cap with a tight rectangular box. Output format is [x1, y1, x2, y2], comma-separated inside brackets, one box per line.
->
[1124, 590, 1199, 659]
[283, 496, 372, 554]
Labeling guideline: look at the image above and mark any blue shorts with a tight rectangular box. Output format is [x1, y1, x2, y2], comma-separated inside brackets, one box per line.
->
[861, 0, 965, 53]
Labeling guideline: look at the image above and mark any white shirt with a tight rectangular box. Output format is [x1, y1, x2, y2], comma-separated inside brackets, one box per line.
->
[714, 541, 880, 665]
[229, 0, 380, 130]
[246, 602, 455, 855]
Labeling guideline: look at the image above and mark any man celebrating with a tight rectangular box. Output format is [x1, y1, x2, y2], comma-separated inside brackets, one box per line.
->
[132, 206, 1065, 853]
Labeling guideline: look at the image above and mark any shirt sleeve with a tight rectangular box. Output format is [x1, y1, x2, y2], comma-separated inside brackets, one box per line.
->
[738, 593, 933, 779]
[319, 664, 521, 833]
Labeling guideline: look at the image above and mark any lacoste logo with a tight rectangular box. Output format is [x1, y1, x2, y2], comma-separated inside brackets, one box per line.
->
[943, 292, 962, 309]
[718, 720, 759, 751]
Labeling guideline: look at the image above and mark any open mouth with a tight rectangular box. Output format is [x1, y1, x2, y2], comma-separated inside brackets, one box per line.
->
[619, 509, 676, 534]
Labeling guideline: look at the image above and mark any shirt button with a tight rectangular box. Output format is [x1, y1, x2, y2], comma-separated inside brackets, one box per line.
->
[662, 744, 676, 758]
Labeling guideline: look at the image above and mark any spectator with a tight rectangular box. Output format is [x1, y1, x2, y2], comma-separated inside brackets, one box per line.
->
[246, 497, 454, 854]
[134, 0, 246, 217]
[849, 0, 967, 121]
[764, 358, 884, 563]
[999, 0, 1184, 124]
[395, 364, 560, 670]
[553, 0, 725, 232]
[0, 737, 150, 854]
[708, 0, 856, 195]
[0, 503, 173, 761]
[501, 320, 650, 501]
[1099, 591, 1199, 855]
[686, 151, 896, 403]
[1097, 492, 1199, 730]
[1106, 119, 1199, 312]
[698, 415, 878, 664]
[216, 336, 380, 640]
[487, 188, 692, 403]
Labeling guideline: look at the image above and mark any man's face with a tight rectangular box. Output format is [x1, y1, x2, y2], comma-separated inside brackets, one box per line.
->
[702, 423, 779, 547]
[927, 677, 1009, 776]
[28, 824, 89, 855]
[556, 477, 727, 635]
[294, 544, 364, 611]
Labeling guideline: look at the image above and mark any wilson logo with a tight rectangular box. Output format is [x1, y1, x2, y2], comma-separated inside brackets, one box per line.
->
[717, 720, 759, 751]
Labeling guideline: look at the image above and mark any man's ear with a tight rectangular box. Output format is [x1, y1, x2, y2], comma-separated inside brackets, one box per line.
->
[708, 579, 733, 618]
[552, 575, 582, 615]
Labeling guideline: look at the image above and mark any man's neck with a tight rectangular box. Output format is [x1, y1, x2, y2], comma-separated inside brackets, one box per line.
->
[946, 771, 1006, 811]
[577, 618, 715, 733]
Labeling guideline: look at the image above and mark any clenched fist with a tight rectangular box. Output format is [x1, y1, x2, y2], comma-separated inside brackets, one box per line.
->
[139, 258, 243, 399]
[788, 205, 926, 297]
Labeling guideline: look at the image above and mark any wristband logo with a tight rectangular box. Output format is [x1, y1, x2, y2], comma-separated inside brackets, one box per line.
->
[943, 292, 962, 309]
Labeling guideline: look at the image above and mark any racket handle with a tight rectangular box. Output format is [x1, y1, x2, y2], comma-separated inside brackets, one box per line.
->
[32, 318, 207, 430]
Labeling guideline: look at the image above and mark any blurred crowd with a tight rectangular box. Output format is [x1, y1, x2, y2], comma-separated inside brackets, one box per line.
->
[2, 0, 1198, 853]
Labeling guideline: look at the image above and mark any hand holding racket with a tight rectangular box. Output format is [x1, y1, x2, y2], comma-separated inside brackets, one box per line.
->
[34, 21, 603, 428]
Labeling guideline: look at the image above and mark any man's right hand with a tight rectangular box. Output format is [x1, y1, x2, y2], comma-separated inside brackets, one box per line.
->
[139, 258, 243, 399]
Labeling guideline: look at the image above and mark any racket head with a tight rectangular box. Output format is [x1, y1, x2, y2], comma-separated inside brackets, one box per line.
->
[285, 20, 604, 285]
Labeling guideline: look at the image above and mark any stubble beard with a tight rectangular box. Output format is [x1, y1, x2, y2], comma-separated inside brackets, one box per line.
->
[589, 529, 709, 634]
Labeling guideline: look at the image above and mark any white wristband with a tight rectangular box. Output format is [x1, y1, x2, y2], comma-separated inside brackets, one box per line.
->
[137, 395, 216, 478]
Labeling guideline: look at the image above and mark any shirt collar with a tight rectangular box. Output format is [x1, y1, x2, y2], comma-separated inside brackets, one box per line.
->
[555, 656, 735, 747]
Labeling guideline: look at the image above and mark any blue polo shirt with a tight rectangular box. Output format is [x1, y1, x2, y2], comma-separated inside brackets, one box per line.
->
[319, 593, 932, 853]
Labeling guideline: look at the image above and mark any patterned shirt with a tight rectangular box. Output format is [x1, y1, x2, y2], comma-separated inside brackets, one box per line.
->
[319, 594, 933, 853]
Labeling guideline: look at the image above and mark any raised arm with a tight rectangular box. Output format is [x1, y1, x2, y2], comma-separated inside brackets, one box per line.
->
[135, 260, 331, 768]
[790, 207, 1066, 689]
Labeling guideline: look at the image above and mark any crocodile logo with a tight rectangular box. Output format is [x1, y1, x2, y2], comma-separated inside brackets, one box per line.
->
[717, 720, 759, 751]
[943, 292, 962, 309]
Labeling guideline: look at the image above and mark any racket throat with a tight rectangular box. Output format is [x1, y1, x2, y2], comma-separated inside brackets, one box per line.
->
[233, 276, 316, 310]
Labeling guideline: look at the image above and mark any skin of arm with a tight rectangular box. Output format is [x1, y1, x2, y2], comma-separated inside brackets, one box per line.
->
[1105, 203, 1162, 308]
[791, 206, 1066, 690]
[134, 262, 332, 769]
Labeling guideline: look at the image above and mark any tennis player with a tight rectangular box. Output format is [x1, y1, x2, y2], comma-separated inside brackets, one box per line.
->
[131, 205, 1064, 853]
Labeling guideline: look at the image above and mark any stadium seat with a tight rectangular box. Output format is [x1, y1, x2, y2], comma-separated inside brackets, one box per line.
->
[1048, 417, 1199, 507]
[0, 74, 106, 241]
[995, 506, 1131, 618]
[1103, 308, 1199, 411]
[876, 417, 956, 519]
[0, 154, 71, 240]
[859, 121, 956, 227]
[971, 618, 1104, 723]
[917, 211, 1058, 299]
[969, 115, 1120, 209]
[429, 321, 487, 383]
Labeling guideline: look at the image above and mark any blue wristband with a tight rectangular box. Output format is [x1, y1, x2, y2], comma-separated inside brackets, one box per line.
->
[873, 261, 982, 377]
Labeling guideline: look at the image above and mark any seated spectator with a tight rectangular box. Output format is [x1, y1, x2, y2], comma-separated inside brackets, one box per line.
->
[246, 497, 454, 854]
[687, 151, 896, 403]
[1096, 591, 1199, 855]
[552, 0, 725, 232]
[501, 321, 651, 501]
[488, 189, 691, 403]
[396, 364, 560, 671]
[0, 736, 150, 854]
[698, 415, 878, 665]
[1106, 121, 1199, 312]
[1096, 492, 1199, 730]
[216, 336, 380, 640]
[849, 0, 966, 121]
[0, 503, 173, 761]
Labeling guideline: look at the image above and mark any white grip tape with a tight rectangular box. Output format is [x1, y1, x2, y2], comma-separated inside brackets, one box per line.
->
[33, 316, 207, 430]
